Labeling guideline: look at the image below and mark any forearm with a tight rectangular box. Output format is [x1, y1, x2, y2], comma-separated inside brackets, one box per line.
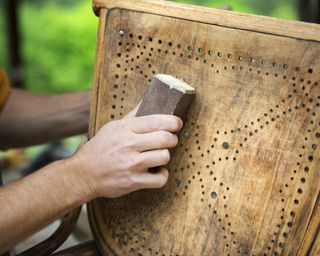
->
[0, 108, 183, 252]
[0, 89, 91, 150]
[0, 157, 92, 253]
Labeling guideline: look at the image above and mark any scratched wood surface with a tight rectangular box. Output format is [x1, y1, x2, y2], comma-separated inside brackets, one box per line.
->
[88, 1, 320, 255]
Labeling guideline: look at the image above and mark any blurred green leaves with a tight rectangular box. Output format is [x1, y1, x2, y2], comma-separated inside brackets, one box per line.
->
[173, 0, 297, 19]
[0, 0, 298, 93]
[20, 0, 97, 93]
[0, 8, 9, 71]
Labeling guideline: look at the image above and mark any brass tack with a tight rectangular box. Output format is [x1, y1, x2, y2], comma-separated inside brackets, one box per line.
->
[222, 142, 229, 149]
[182, 131, 191, 138]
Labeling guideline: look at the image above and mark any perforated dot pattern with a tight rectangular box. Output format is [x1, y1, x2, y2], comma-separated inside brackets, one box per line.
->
[89, 9, 320, 256]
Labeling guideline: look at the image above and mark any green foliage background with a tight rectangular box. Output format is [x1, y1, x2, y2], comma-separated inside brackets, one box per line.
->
[0, 0, 299, 93]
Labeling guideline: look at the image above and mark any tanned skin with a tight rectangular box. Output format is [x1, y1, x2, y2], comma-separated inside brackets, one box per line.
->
[0, 90, 182, 253]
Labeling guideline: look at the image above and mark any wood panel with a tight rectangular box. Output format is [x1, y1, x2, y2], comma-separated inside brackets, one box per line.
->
[88, 2, 320, 256]
[92, 0, 320, 42]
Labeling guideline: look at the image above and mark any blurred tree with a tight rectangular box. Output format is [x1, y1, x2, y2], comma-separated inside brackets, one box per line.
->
[173, 0, 298, 19]
[4, 0, 24, 88]
[0, 0, 311, 94]
[20, 0, 97, 93]
[246, 0, 295, 15]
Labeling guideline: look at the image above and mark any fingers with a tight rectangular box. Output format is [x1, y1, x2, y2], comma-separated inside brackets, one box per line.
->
[128, 115, 183, 134]
[138, 149, 171, 169]
[123, 100, 142, 119]
[134, 131, 178, 151]
[132, 167, 169, 190]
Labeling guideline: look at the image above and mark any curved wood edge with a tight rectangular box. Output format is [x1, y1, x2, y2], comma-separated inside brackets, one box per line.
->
[52, 240, 101, 256]
[87, 7, 125, 255]
[92, 0, 320, 42]
[17, 207, 82, 256]
[89, 7, 109, 138]
[87, 201, 113, 255]
[87, 200, 118, 255]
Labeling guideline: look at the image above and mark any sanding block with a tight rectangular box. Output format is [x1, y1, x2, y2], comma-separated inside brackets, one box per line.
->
[136, 74, 196, 120]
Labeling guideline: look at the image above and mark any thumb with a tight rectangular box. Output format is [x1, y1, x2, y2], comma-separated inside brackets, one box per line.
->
[123, 100, 142, 119]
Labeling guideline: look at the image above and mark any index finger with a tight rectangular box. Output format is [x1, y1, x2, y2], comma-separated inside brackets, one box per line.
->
[128, 115, 183, 134]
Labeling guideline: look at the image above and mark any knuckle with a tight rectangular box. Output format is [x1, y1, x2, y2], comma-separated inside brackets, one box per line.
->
[127, 156, 142, 169]
[172, 117, 181, 129]
[128, 173, 137, 187]
[118, 120, 130, 131]
[123, 172, 136, 189]
[159, 131, 172, 146]
[122, 138, 137, 150]
[156, 174, 168, 188]
[125, 158, 134, 169]
[126, 173, 145, 190]
[162, 149, 171, 164]
[131, 175, 143, 189]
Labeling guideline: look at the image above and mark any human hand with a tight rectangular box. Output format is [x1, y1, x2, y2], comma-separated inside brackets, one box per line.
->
[71, 105, 183, 199]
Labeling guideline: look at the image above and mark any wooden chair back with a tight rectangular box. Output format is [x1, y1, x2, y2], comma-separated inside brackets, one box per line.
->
[88, 1, 320, 255]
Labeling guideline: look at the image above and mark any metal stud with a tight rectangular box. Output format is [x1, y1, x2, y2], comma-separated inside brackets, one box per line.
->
[182, 131, 191, 138]
[118, 30, 124, 36]
[211, 192, 217, 199]
[222, 142, 229, 149]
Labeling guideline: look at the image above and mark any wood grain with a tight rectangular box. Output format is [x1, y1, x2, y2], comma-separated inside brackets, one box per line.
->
[88, 2, 320, 256]
[92, 0, 320, 42]
[89, 8, 109, 138]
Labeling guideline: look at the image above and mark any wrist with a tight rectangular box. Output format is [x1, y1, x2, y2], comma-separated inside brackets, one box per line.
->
[54, 156, 96, 206]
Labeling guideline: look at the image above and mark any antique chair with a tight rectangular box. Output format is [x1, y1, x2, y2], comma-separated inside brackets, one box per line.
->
[19, 0, 320, 255]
